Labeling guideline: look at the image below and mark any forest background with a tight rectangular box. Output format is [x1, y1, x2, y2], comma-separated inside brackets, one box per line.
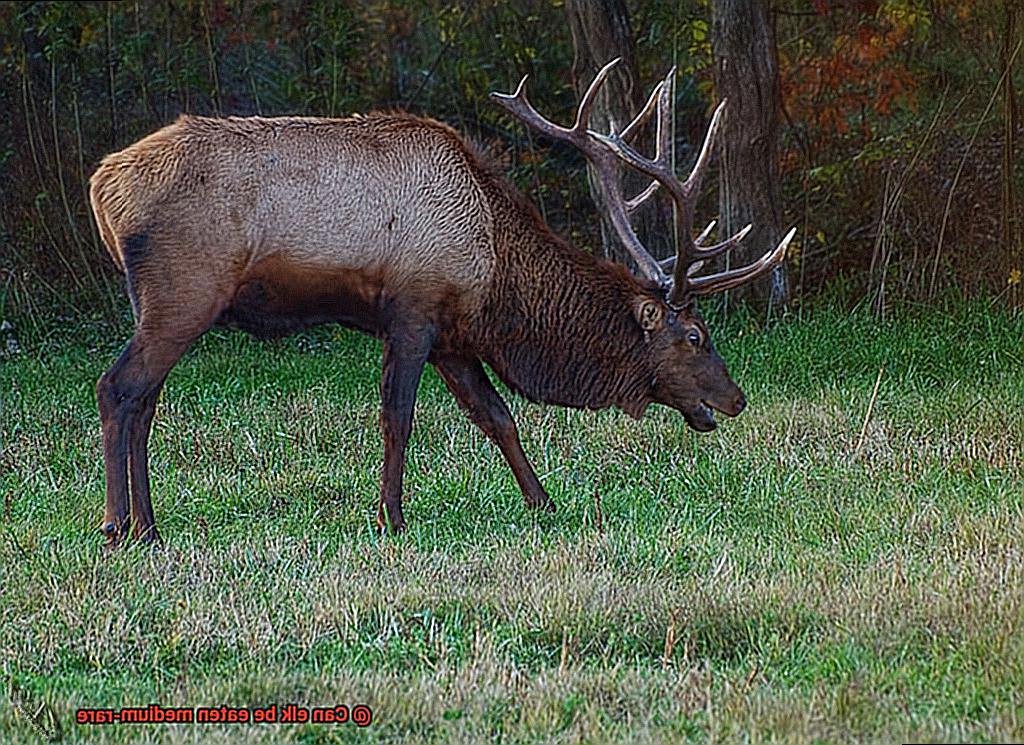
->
[0, 0, 1020, 334]
[2, 4, 1023, 741]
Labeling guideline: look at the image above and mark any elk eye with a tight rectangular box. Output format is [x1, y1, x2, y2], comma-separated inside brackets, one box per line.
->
[687, 329, 702, 347]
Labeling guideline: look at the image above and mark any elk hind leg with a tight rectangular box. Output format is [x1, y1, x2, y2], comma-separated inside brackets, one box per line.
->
[98, 331, 197, 546]
[97, 342, 138, 545]
[125, 338, 190, 544]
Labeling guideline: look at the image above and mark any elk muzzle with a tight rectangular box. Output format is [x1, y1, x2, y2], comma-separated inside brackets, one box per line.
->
[663, 357, 747, 433]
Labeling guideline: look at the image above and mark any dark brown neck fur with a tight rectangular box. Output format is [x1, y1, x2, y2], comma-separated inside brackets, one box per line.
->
[469, 176, 656, 417]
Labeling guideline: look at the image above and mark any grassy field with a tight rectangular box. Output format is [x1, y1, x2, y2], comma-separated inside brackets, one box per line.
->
[1, 302, 1022, 743]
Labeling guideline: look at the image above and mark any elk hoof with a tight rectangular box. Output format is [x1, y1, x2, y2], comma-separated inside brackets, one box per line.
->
[526, 495, 556, 512]
[376, 501, 407, 535]
[134, 525, 162, 547]
[102, 519, 150, 549]
[376, 515, 406, 536]
[102, 524, 126, 550]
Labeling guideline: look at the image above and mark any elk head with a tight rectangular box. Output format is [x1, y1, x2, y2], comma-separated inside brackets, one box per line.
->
[491, 59, 794, 430]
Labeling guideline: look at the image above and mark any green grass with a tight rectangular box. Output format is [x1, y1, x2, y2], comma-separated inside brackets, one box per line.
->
[1, 302, 1022, 743]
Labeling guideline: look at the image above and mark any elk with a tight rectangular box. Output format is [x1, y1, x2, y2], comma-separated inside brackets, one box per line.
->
[89, 59, 792, 545]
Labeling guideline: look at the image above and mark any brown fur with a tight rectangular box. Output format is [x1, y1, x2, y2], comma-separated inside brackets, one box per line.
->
[89, 111, 747, 543]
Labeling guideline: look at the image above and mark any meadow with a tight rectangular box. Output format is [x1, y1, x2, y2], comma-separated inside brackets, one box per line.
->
[1, 302, 1022, 743]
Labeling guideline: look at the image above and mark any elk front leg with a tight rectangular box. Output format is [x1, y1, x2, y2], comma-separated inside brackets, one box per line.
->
[433, 355, 554, 511]
[377, 322, 436, 533]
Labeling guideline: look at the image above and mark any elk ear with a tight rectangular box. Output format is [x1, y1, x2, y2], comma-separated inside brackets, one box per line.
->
[632, 297, 665, 332]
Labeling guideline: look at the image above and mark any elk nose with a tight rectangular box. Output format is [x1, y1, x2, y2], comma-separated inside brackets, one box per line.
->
[732, 392, 747, 415]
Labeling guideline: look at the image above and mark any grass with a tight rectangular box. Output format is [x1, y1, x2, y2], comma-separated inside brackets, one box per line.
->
[1, 301, 1022, 743]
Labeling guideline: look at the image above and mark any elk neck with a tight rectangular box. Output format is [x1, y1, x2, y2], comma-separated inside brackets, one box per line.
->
[469, 185, 656, 418]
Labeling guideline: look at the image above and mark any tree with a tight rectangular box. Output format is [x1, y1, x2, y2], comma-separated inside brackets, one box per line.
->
[565, 0, 673, 265]
[711, 0, 788, 307]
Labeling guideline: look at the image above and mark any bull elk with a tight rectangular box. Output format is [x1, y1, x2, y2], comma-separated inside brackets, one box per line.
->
[89, 59, 792, 545]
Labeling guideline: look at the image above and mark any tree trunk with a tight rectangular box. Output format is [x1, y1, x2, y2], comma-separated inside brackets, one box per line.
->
[565, 0, 673, 266]
[711, 0, 788, 308]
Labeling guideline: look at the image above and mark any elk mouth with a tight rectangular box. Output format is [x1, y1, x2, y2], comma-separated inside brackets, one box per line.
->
[684, 402, 717, 432]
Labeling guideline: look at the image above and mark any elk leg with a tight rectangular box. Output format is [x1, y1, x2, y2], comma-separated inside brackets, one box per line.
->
[434, 355, 554, 511]
[126, 388, 159, 543]
[377, 322, 436, 534]
[98, 332, 196, 547]
[126, 370, 173, 544]
[97, 342, 137, 545]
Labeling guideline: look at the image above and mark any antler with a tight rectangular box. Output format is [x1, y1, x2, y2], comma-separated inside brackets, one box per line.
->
[491, 60, 794, 307]
[490, 59, 668, 284]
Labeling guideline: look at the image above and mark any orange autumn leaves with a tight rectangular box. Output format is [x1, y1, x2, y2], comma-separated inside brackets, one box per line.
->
[780, 1, 943, 146]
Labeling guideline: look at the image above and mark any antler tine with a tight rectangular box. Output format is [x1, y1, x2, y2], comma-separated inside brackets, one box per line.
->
[491, 60, 670, 287]
[695, 219, 717, 246]
[620, 78, 663, 143]
[573, 57, 622, 132]
[661, 222, 752, 295]
[587, 125, 673, 182]
[693, 223, 752, 260]
[620, 80, 667, 212]
[587, 70, 678, 177]
[662, 220, 718, 270]
[682, 98, 727, 200]
[490, 59, 625, 144]
[686, 227, 795, 297]
[489, 74, 571, 142]
[626, 180, 659, 213]
[654, 67, 676, 165]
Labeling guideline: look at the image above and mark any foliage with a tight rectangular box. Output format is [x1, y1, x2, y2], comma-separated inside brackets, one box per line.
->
[775, 0, 1022, 311]
[781, 2, 924, 144]
[0, 0, 1019, 329]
